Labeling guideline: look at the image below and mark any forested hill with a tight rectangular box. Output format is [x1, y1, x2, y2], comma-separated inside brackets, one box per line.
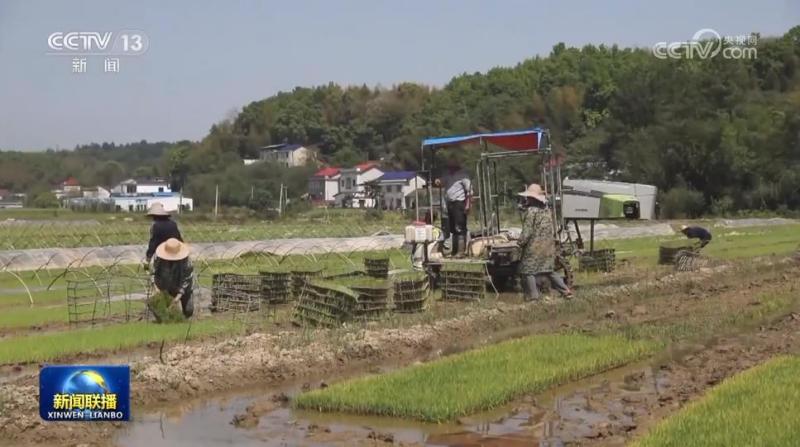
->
[0, 141, 172, 197]
[2, 26, 799, 215]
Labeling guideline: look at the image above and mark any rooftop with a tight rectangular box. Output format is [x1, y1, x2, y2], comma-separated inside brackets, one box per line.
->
[119, 177, 169, 186]
[110, 191, 179, 198]
[377, 171, 418, 182]
[313, 167, 340, 178]
[355, 161, 380, 171]
[261, 143, 304, 152]
[62, 177, 80, 186]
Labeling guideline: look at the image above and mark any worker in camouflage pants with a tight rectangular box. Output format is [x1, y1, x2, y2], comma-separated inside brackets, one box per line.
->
[517, 184, 573, 302]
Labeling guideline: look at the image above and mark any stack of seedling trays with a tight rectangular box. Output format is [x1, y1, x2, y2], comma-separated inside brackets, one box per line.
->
[291, 266, 324, 300]
[674, 250, 708, 272]
[342, 277, 391, 321]
[364, 254, 390, 279]
[393, 272, 429, 313]
[659, 241, 696, 265]
[322, 267, 366, 280]
[259, 268, 292, 304]
[579, 248, 616, 272]
[440, 262, 486, 302]
[212, 273, 263, 313]
[293, 280, 357, 327]
[210, 273, 233, 312]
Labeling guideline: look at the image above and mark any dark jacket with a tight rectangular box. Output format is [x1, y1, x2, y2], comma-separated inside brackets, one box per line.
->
[146, 219, 183, 262]
[152, 257, 194, 297]
[684, 226, 712, 241]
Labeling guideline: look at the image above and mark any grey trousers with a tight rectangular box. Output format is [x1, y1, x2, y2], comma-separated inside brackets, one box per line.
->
[520, 272, 570, 301]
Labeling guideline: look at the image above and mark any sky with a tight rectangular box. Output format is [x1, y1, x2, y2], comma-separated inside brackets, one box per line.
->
[0, 0, 797, 151]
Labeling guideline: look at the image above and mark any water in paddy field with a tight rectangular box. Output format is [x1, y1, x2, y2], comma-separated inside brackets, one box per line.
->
[115, 389, 553, 447]
[116, 337, 702, 446]
[115, 356, 669, 447]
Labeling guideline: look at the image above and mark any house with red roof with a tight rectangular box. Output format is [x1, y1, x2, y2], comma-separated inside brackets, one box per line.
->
[52, 177, 82, 199]
[334, 162, 383, 208]
[308, 166, 341, 205]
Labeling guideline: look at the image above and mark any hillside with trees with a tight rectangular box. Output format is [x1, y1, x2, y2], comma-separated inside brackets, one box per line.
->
[2, 26, 798, 216]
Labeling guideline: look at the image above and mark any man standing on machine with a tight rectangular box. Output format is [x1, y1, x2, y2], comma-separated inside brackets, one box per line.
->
[435, 156, 472, 257]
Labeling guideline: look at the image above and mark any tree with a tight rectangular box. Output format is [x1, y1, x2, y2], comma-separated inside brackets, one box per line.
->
[166, 143, 191, 193]
[31, 192, 59, 208]
[132, 165, 158, 178]
[5, 26, 800, 215]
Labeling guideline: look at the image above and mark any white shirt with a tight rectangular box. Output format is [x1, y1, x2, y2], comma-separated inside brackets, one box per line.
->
[442, 169, 472, 202]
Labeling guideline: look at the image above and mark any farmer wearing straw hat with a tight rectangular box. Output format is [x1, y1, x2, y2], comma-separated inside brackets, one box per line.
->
[151, 238, 194, 318]
[680, 224, 712, 248]
[517, 184, 573, 302]
[144, 202, 183, 270]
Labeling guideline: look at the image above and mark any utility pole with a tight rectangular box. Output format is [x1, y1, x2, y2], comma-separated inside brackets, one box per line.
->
[214, 184, 219, 220]
[278, 183, 284, 217]
[250, 185, 254, 203]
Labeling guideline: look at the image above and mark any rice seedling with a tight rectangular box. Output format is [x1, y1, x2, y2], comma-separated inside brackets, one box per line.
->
[337, 277, 390, 289]
[634, 356, 800, 447]
[0, 318, 238, 364]
[295, 333, 658, 422]
[0, 300, 140, 329]
[147, 291, 186, 323]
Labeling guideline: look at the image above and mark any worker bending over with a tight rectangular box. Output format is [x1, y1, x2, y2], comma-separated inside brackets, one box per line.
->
[151, 238, 195, 318]
[517, 184, 573, 302]
[680, 225, 712, 248]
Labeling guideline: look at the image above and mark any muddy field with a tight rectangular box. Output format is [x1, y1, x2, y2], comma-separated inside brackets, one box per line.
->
[0, 252, 798, 446]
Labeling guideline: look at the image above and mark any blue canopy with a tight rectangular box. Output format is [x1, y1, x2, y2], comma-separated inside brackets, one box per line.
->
[422, 128, 546, 151]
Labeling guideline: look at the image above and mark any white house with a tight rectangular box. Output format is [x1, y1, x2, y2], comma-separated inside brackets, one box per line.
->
[259, 143, 315, 167]
[82, 186, 111, 199]
[375, 171, 426, 210]
[108, 178, 192, 212]
[52, 177, 82, 199]
[110, 195, 192, 213]
[334, 162, 383, 208]
[308, 167, 340, 205]
[111, 178, 171, 195]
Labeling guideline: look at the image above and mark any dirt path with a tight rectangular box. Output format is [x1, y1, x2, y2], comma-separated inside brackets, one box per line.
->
[1, 257, 798, 446]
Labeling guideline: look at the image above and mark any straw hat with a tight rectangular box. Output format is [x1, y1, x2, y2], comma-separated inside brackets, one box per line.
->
[146, 202, 170, 217]
[518, 184, 547, 203]
[155, 238, 190, 261]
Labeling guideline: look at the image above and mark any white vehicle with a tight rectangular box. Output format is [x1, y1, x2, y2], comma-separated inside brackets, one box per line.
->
[562, 178, 657, 220]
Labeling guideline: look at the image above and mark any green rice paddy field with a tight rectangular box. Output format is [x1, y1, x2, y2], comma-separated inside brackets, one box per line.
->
[635, 356, 800, 447]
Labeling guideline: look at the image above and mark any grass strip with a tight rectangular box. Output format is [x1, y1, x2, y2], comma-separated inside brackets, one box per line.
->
[609, 224, 800, 264]
[0, 300, 144, 329]
[634, 356, 800, 447]
[295, 333, 658, 422]
[0, 318, 237, 364]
